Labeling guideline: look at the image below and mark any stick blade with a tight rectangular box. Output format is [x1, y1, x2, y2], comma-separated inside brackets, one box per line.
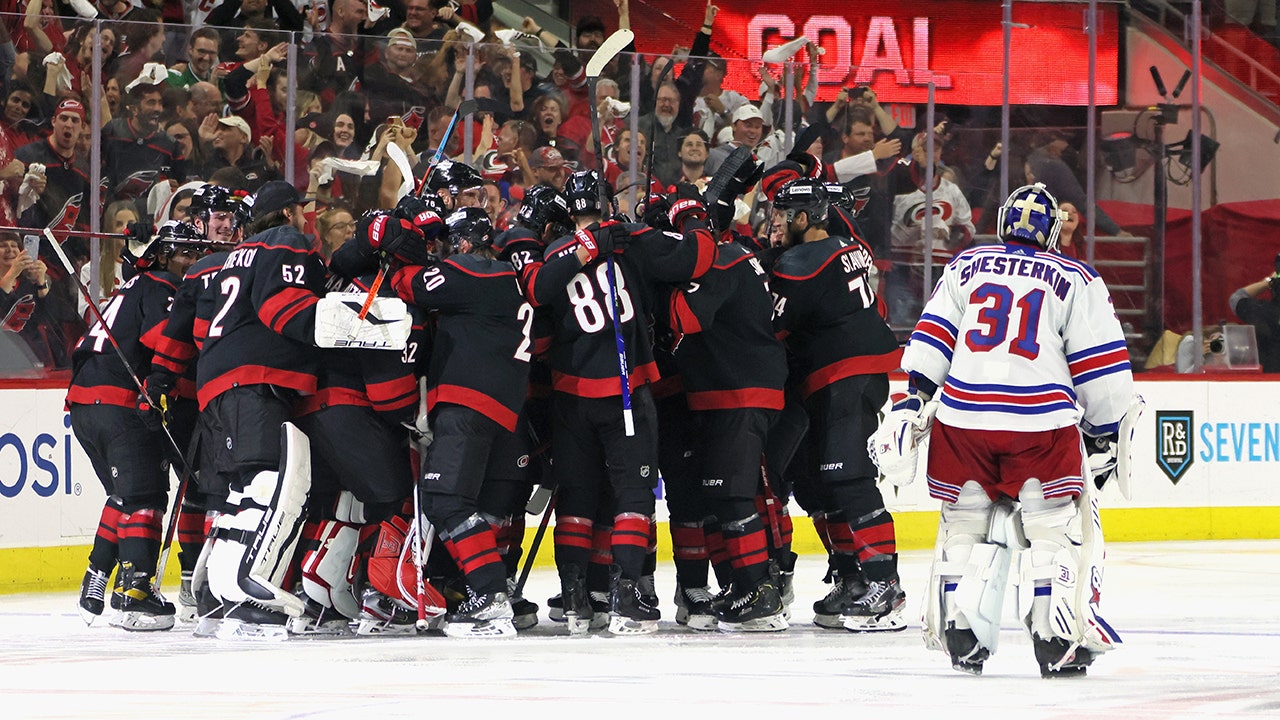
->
[455, 98, 480, 118]
[586, 29, 634, 77]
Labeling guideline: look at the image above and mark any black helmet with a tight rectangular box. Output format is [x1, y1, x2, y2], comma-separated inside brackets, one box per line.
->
[444, 207, 494, 252]
[424, 159, 483, 196]
[564, 170, 613, 217]
[189, 184, 239, 218]
[515, 183, 573, 235]
[123, 220, 211, 269]
[772, 177, 829, 224]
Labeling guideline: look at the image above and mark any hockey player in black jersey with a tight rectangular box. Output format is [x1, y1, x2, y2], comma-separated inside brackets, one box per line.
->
[196, 180, 330, 638]
[664, 183, 790, 632]
[147, 187, 247, 624]
[525, 170, 717, 635]
[357, 205, 533, 638]
[768, 178, 907, 633]
[70, 222, 218, 631]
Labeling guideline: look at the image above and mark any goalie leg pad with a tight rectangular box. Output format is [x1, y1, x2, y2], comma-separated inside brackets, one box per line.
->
[1018, 480, 1121, 658]
[301, 520, 362, 619]
[206, 423, 312, 618]
[367, 514, 446, 617]
[923, 481, 996, 653]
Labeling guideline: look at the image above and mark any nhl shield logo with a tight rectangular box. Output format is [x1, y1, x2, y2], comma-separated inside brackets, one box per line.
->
[1155, 411, 1193, 483]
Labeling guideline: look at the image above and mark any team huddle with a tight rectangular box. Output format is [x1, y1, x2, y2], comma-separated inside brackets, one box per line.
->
[64, 134, 1139, 676]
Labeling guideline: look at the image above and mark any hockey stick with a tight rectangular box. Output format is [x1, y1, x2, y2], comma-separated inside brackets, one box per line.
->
[350, 98, 479, 328]
[43, 229, 192, 478]
[514, 490, 555, 597]
[0, 225, 129, 239]
[412, 98, 480, 196]
[410, 376, 434, 630]
[153, 419, 202, 592]
[587, 29, 637, 436]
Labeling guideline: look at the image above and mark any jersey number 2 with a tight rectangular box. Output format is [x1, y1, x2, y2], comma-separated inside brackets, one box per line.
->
[965, 283, 1044, 359]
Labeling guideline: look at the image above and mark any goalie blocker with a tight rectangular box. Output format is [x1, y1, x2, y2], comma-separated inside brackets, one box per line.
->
[314, 292, 412, 350]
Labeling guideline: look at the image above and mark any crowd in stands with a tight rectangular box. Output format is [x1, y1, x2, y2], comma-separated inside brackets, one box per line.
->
[0, 0, 1222, 375]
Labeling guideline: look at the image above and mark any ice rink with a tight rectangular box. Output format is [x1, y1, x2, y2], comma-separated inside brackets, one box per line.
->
[1, 540, 1275, 719]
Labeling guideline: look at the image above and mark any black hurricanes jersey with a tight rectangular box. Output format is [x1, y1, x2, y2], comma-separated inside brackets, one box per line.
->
[391, 253, 531, 432]
[668, 241, 787, 411]
[151, 252, 227, 400]
[770, 234, 902, 398]
[529, 221, 717, 399]
[101, 118, 185, 203]
[196, 226, 328, 409]
[67, 270, 179, 408]
[15, 139, 90, 231]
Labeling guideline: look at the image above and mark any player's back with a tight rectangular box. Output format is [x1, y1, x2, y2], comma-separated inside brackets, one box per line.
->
[908, 242, 1127, 432]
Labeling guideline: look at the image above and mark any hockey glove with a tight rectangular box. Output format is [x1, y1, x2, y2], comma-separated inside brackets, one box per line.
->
[135, 391, 168, 433]
[143, 370, 176, 399]
[667, 183, 709, 232]
[867, 392, 937, 488]
[1084, 432, 1119, 490]
[641, 193, 673, 231]
[574, 220, 628, 262]
[361, 214, 430, 266]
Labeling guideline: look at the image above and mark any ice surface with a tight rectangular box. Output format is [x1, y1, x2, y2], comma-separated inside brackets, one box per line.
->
[1, 540, 1276, 719]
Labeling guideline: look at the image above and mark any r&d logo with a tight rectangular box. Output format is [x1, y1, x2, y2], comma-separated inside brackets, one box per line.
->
[1156, 410, 1192, 484]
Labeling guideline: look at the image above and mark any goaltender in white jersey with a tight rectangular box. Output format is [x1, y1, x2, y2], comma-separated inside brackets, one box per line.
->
[883, 182, 1135, 678]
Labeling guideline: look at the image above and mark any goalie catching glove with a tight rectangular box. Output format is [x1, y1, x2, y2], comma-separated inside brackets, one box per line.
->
[868, 392, 937, 487]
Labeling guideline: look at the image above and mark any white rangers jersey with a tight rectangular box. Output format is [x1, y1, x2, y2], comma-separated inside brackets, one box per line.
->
[900, 242, 1133, 436]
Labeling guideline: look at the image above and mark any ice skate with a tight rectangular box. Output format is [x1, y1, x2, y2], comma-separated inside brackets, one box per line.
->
[841, 578, 907, 633]
[441, 588, 517, 638]
[812, 570, 869, 629]
[558, 568, 593, 636]
[946, 623, 989, 675]
[176, 571, 197, 624]
[1034, 634, 1093, 678]
[288, 596, 353, 637]
[716, 578, 788, 633]
[355, 588, 422, 635]
[77, 565, 110, 626]
[110, 565, 175, 632]
[507, 578, 539, 630]
[608, 577, 659, 636]
[215, 602, 290, 641]
[673, 584, 717, 631]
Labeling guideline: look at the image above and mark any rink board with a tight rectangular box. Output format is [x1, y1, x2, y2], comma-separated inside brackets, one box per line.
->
[0, 378, 1277, 592]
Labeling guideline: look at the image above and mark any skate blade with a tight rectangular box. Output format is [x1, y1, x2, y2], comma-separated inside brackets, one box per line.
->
[176, 605, 198, 624]
[442, 618, 517, 638]
[842, 606, 907, 633]
[192, 616, 223, 638]
[953, 660, 985, 676]
[214, 618, 290, 642]
[78, 608, 102, 627]
[355, 619, 420, 636]
[608, 615, 658, 636]
[674, 610, 718, 632]
[564, 613, 593, 636]
[111, 611, 175, 632]
[513, 613, 539, 630]
[718, 614, 789, 633]
[812, 612, 846, 630]
[287, 618, 353, 637]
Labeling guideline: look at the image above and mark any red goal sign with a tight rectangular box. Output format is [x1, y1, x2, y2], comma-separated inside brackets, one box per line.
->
[619, 1, 1119, 106]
